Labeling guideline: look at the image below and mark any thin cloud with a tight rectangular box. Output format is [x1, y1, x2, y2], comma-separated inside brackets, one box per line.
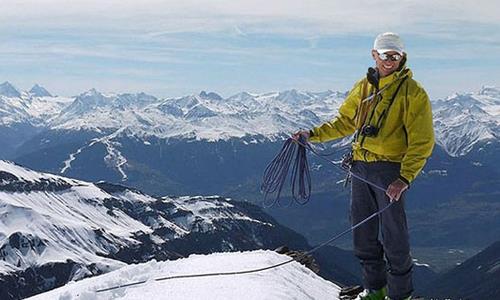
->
[1, 0, 498, 99]
[2, 0, 499, 38]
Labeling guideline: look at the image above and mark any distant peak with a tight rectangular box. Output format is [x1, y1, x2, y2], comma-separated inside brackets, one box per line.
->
[0, 81, 21, 98]
[277, 89, 309, 102]
[29, 84, 52, 97]
[72, 88, 106, 106]
[199, 91, 223, 101]
[479, 85, 500, 96]
[80, 88, 102, 97]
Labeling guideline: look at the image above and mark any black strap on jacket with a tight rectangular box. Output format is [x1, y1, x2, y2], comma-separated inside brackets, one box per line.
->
[358, 76, 408, 147]
[374, 76, 408, 130]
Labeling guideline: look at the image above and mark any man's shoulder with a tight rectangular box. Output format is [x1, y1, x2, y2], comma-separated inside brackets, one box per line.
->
[355, 76, 369, 86]
[406, 77, 425, 89]
[404, 76, 429, 98]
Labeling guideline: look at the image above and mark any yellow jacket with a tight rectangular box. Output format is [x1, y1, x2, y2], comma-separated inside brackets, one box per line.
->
[309, 66, 435, 183]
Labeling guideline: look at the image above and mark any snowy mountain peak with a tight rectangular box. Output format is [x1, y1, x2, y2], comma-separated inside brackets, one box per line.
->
[185, 104, 218, 119]
[433, 86, 500, 156]
[478, 85, 500, 97]
[81, 88, 102, 97]
[199, 91, 223, 101]
[276, 89, 310, 103]
[29, 84, 52, 97]
[0, 81, 21, 98]
[59, 89, 108, 116]
[1, 80, 499, 157]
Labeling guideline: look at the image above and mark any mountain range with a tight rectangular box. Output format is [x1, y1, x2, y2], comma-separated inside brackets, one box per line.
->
[0, 160, 318, 299]
[1, 80, 499, 272]
[1, 81, 499, 156]
[2, 160, 470, 299]
[1, 81, 499, 298]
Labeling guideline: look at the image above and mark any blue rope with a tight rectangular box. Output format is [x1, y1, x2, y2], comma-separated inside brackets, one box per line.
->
[261, 137, 388, 208]
[261, 136, 311, 207]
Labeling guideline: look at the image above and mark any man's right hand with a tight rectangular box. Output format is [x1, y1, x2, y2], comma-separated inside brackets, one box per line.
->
[292, 130, 310, 141]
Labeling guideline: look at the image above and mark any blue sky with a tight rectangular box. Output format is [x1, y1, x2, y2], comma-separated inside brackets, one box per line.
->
[1, 0, 499, 99]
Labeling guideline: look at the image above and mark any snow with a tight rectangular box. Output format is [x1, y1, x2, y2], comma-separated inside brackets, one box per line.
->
[0, 83, 499, 157]
[61, 146, 86, 174]
[433, 87, 500, 156]
[41, 89, 343, 143]
[427, 169, 448, 176]
[171, 196, 273, 227]
[0, 82, 21, 98]
[0, 161, 278, 281]
[26, 250, 341, 300]
[0, 160, 80, 184]
[60, 129, 129, 180]
[0, 183, 148, 271]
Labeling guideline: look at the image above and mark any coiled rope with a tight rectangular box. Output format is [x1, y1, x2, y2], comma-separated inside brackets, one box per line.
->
[260, 136, 311, 207]
[261, 136, 388, 208]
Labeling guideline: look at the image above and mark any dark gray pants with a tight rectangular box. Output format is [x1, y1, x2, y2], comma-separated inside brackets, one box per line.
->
[350, 161, 413, 300]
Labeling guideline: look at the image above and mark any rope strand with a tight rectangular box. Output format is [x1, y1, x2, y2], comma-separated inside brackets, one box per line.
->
[95, 138, 394, 293]
[261, 136, 311, 207]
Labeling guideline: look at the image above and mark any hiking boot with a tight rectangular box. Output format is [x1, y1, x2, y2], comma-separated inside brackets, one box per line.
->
[384, 296, 412, 300]
[355, 286, 387, 300]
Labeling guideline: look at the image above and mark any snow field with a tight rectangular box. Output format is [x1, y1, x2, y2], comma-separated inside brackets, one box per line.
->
[27, 250, 341, 300]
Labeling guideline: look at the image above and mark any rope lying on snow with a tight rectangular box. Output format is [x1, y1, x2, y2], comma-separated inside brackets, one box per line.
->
[96, 200, 394, 293]
[95, 137, 395, 293]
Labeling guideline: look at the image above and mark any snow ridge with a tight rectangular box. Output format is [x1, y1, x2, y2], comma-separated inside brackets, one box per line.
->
[27, 250, 341, 300]
[0, 160, 274, 278]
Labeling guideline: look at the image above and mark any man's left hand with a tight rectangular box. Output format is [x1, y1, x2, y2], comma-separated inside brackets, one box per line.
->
[386, 179, 409, 202]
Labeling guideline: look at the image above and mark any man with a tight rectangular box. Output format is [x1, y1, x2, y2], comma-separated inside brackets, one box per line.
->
[294, 32, 434, 300]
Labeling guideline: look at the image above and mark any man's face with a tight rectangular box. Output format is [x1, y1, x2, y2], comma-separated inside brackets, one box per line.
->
[372, 50, 403, 77]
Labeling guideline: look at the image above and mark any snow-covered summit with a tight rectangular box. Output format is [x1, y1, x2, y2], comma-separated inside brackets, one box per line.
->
[0, 83, 72, 125]
[199, 90, 223, 101]
[0, 82, 21, 98]
[0, 160, 276, 275]
[44, 88, 346, 141]
[29, 84, 52, 97]
[433, 86, 500, 156]
[27, 250, 340, 300]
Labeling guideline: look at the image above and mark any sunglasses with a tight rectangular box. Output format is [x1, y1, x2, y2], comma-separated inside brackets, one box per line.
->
[378, 52, 402, 62]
